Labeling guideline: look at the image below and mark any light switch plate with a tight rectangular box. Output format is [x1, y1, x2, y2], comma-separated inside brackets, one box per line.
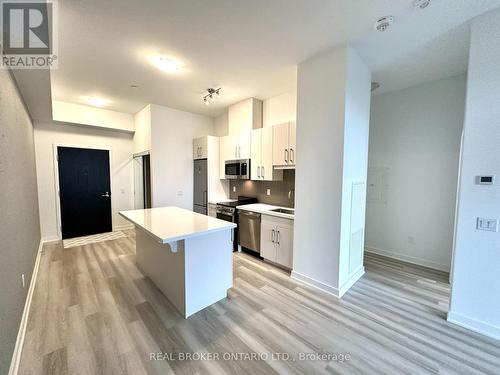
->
[476, 217, 498, 232]
[266, 189, 271, 196]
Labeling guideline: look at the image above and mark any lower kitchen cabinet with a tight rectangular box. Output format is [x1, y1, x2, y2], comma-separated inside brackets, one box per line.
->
[260, 214, 293, 269]
[208, 203, 217, 218]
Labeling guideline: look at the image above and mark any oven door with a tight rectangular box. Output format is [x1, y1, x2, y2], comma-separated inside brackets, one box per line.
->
[224, 161, 241, 179]
[216, 212, 233, 222]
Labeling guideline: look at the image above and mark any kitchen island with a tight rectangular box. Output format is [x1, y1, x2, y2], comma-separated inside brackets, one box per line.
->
[119, 207, 236, 318]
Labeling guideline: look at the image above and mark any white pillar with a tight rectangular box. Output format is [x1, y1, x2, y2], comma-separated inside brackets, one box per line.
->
[292, 45, 371, 297]
[448, 9, 500, 340]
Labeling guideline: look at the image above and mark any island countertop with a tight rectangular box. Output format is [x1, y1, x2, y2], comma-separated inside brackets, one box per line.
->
[119, 207, 236, 244]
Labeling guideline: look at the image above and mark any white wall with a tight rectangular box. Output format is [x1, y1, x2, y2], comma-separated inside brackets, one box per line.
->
[365, 75, 466, 271]
[149, 104, 214, 208]
[34, 122, 135, 240]
[213, 110, 228, 137]
[293, 45, 371, 297]
[448, 9, 500, 340]
[134, 105, 151, 153]
[52, 101, 135, 133]
[263, 91, 297, 127]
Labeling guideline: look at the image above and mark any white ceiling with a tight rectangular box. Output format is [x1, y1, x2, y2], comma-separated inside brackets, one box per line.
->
[52, 0, 500, 116]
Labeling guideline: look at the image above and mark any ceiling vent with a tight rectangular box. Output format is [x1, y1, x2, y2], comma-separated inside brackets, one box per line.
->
[374, 16, 395, 32]
[414, 0, 431, 9]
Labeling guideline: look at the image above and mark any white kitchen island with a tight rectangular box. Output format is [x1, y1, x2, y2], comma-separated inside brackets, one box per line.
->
[119, 207, 236, 318]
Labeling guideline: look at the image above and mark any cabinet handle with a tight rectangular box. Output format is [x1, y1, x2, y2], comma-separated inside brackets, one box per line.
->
[271, 229, 275, 243]
[261, 166, 265, 178]
[290, 148, 294, 163]
[277, 230, 280, 245]
[257, 166, 261, 178]
[284, 149, 289, 164]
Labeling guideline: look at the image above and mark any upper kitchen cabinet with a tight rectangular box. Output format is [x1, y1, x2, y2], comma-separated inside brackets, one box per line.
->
[251, 127, 283, 181]
[193, 137, 208, 159]
[273, 122, 296, 168]
[228, 98, 263, 135]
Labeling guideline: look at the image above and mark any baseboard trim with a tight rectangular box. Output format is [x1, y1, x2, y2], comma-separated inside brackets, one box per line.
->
[41, 235, 59, 243]
[8, 238, 44, 375]
[365, 246, 450, 272]
[339, 266, 365, 298]
[447, 311, 500, 341]
[291, 271, 340, 298]
[113, 224, 135, 231]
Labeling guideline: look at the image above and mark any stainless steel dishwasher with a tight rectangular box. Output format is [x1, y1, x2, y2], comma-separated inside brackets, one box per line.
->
[238, 210, 261, 254]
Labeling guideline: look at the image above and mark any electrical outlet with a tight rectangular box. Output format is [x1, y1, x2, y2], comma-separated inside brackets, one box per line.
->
[476, 218, 498, 232]
[233, 186, 236, 193]
[21, 274, 26, 288]
[266, 189, 271, 196]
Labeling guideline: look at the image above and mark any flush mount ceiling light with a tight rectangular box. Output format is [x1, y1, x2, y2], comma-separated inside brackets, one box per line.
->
[203, 88, 221, 105]
[374, 16, 395, 32]
[154, 56, 181, 73]
[87, 97, 107, 107]
[414, 0, 431, 9]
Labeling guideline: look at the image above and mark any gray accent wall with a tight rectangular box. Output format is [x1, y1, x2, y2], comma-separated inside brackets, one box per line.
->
[0, 68, 41, 374]
[230, 169, 295, 207]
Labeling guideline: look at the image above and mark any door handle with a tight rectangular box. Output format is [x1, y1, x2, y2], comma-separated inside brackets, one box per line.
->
[284, 149, 289, 164]
[271, 229, 275, 243]
[101, 192, 110, 198]
[290, 148, 294, 164]
[257, 166, 261, 178]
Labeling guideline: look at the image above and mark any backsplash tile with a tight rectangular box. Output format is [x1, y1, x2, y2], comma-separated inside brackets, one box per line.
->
[230, 169, 295, 207]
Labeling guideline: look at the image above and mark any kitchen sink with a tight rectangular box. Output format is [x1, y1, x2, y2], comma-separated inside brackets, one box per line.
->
[270, 208, 295, 215]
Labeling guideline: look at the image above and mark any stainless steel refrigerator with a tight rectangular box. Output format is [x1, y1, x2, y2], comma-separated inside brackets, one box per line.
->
[193, 159, 208, 215]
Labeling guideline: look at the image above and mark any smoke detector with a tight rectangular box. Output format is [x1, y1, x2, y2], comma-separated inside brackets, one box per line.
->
[374, 16, 395, 32]
[414, 0, 431, 9]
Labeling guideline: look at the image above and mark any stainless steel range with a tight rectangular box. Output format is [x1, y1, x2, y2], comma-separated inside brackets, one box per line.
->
[216, 196, 257, 251]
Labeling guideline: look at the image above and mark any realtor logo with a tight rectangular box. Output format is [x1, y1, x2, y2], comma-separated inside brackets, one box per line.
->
[1, 0, 58, 69]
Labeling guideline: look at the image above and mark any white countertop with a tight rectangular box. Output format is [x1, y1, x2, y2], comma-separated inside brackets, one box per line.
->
[236, 203, 295, 220]
[119, 207, 236, 244]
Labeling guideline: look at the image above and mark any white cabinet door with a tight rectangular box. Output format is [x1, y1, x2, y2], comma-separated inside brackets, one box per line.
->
[273, 123, 290, 166]
[238, 130, 251, 159]
[288, 122, 296, 166]
[251, 129, 262, 180]
[261, 126, 282, 181]
[193, 137, 208, 159]
[276, 224, 293, 269]
[260, 221, 276, 262]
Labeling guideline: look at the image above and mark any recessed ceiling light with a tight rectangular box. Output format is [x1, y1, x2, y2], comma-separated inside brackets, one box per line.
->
[374, 16, 395, 32]
[414, 0, 431, 9]
[87, 97, 107, 107]
[153, 56, 181, 73]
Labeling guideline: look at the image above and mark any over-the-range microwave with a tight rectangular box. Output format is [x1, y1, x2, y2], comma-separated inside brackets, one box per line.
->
[225, 159, 250, 179]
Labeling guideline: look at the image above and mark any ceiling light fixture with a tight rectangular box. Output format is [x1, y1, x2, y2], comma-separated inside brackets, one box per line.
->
[414, 0, 431, 9]
[203, 88, 221, 105]
[374, 16, 395, 32]
[87, 97, 107, 107]
[154, 57, 181, 72]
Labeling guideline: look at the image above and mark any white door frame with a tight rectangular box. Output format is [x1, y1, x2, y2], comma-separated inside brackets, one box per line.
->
[52, 143, 114, 240]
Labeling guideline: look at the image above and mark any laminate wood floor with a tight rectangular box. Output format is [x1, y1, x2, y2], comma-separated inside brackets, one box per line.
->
[18, 230, 500, 374]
